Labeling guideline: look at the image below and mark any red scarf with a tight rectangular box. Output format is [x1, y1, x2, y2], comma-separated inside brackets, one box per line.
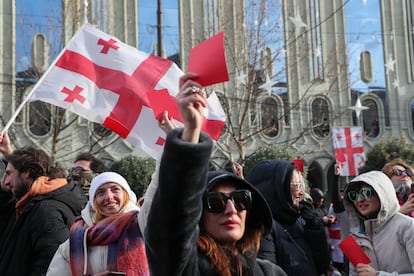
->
[69, 210, 149, 276]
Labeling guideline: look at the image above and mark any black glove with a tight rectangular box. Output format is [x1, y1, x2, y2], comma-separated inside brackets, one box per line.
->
[299, 201, 323, 229]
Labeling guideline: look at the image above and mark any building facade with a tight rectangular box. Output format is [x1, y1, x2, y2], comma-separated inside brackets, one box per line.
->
[1, 0, 414, 193]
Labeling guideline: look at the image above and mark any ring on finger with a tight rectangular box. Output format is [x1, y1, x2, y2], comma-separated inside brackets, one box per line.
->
[181, 86, 202, 95]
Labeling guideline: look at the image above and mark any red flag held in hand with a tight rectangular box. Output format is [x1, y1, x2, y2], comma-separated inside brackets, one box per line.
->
[338, 235, 371, 267]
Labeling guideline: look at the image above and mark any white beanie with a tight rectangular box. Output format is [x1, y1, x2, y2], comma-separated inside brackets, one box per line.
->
[89, 172, 137, 209]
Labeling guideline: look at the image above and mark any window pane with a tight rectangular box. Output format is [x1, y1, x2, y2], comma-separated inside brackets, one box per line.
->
[345, 1, 385, 92]
[138, 0, 179, 60]
[261, 97, 279, 137]
[29, 102, 51, 136]
[309, 0, 323, 80]
[15, 0, 62, 73]
[362, 99, 379, 138]
[345, 1, 390, 126]
[312, 98, 330, 138]
[16, 0, 62, 129]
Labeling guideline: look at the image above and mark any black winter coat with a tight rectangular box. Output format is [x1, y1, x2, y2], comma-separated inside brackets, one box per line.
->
[0, 180, 86, 276]
[247, 160, 331, 276]
[145, 129, 287, 276]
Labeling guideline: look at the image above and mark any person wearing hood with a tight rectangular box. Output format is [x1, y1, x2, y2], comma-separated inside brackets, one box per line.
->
[382, 159, 414, 217]
[144, 72, 287, 276]
[310, 187, 336, 226]
[0, 146, 87, 275]
[344, 170, 414, 275]
[246, 160, 331, 276]
[47, 172, 149, 276]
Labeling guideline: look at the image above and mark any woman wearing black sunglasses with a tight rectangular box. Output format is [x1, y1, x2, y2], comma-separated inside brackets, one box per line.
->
[382, 159, 414, 217]
[344, 171, 414, 275]
[144, 72, 286, 276]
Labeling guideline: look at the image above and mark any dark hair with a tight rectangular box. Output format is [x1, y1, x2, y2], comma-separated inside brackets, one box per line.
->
[198, 171, 267, 275]
[197, 230, 261, 276]
[310, 188, 325, 202]
[5, 146, 63, 180]
[74, 152, 107, 173]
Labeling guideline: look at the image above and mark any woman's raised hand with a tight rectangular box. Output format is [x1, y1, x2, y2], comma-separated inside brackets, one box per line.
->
[177, 72, 207, 143]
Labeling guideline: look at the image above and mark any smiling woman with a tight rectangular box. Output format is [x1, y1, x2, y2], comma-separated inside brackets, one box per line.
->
[46, 172, 149, 276]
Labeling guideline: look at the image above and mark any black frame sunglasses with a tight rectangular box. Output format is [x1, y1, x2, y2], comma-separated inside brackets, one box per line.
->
[204, 189, 252, 213]
[68, 166, 92, 175]
[392, 168, 413, 177]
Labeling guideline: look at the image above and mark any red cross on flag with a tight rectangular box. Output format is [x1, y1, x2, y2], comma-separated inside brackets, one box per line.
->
[27, 24, 226, 159]
[332, 127, 365, 176]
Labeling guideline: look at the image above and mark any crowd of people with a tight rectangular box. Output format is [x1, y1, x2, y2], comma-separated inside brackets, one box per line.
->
[0, 72, 413, 275]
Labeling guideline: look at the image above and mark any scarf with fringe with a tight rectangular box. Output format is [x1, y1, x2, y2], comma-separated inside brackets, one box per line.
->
[69, 210, 149, 276]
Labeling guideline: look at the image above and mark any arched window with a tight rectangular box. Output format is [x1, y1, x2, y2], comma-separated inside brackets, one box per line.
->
[309, 0, 324, 80]
[28, 101, 51, 136]
[312, 98, 330, 137]
[261, 97, 279, 137]
[362, 98, 380, 138]
[345, 1, 389, 126]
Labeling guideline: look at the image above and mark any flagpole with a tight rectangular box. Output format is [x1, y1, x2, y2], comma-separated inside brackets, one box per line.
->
[1, 24, 88, 136]
[1, 56, 62, 135]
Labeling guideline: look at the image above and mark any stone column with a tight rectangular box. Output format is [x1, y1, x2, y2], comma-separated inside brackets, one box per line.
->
[0, 0, 15, 123]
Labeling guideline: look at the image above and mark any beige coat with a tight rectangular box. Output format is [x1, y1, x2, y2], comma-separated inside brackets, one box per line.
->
[344, 171, 414, 276]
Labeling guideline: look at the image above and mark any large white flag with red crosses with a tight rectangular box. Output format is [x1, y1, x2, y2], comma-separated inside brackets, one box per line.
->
[28, 24, 226, 159]
[332, 127, 365, 176]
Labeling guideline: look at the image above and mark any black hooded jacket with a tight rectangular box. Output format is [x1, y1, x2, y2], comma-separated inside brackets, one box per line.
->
[0, 180, 86, 276]
[145, 129, 287, 276]
[247, 160, 331, 276]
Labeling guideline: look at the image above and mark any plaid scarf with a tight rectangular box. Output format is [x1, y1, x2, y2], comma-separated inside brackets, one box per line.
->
[69, 210, 149, 276]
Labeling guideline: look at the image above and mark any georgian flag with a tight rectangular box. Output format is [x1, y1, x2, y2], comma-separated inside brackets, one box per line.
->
[28, 24, 226, 159]
[332, 127, 365, 176]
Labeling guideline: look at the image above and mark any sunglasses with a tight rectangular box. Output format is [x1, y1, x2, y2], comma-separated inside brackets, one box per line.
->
[392, 168, 413, 177]
[68, 166, 92, 175]
[347, 187, 375, 202]
[204, 189, 252, 213]
[291, 182, 303, 190]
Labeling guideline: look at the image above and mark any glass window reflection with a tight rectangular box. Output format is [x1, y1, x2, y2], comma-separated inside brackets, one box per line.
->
[345, 0, 389, 127]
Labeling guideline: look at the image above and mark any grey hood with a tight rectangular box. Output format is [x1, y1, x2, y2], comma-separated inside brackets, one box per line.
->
[344, 171, 400, 231]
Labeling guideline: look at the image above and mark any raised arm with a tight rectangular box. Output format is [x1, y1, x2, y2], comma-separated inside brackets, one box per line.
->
[0, 131, 13, 156]
[177, 72, 207, 143]
[145, 73, 213, 276]
[331, 163, 345, 213]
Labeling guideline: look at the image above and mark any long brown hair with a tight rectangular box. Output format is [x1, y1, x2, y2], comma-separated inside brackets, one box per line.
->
[93, 188, 130, 222]
[197, 224, 262, 275]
